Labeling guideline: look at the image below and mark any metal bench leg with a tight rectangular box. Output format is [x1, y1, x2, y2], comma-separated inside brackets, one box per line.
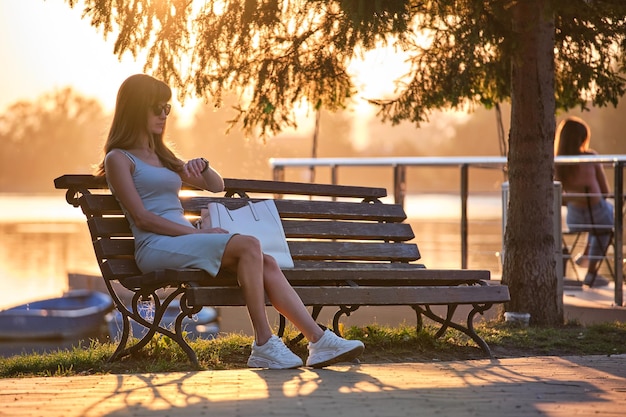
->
[413, 304, 494, 358]
[110, 287, 200, 368]
[412, 306, 424, 332]
[108, 307, 132, 363]
[332, 305, 359, 336]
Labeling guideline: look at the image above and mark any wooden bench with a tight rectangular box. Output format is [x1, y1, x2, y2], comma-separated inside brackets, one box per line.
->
[55, 174, 510, 367]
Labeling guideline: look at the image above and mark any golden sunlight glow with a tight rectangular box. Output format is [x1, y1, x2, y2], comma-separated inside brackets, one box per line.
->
[348, 44, 412, 101]
[208, 0, 226, 16]
[346, 44, 412, 150]
[1, 0, 467, 138]
[0, 0, 198, 126]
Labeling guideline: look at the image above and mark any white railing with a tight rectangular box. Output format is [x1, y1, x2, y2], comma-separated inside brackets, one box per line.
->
[270, 155, 626, 306]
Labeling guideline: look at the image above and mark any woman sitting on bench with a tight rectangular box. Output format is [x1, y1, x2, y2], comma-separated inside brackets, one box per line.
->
[99, 74, 364, 369]
[555, 116, 613, 287]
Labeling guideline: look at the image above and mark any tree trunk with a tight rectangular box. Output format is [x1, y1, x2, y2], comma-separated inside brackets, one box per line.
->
[502, 0, 562, 325]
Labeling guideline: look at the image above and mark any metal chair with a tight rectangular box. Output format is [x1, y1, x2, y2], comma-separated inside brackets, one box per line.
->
[561, 192, 615, 285]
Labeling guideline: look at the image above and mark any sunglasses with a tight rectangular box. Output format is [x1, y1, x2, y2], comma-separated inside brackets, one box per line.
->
[151, 103, 172, 116]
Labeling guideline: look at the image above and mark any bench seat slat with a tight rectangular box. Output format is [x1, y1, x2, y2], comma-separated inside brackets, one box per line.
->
[108, 262, 491, 289]
[188, 285, 510, 307]
[165, 265, 490, 281]
[164, 265, 490, 283]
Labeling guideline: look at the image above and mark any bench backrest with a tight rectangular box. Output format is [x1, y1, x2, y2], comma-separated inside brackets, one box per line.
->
[55, 175, 420, 284]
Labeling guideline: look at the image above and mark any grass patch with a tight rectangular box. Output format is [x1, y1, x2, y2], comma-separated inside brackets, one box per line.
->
[1, 321, 625, 378]
[481, 320, 626, 357]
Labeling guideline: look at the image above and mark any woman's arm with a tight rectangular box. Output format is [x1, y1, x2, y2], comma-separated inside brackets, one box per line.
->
[179, 157, 225, 192]
[105, 151, 210, 236]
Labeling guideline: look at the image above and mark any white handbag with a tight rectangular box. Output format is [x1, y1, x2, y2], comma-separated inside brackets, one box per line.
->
[200, 200, 294, 268]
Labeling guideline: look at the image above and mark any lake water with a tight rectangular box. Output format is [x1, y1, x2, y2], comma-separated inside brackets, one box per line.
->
[0, 192, 506, 312]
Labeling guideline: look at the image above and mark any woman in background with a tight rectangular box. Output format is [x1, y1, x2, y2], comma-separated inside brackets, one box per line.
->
[554, 116, 613, 287]
[99, 74, 364, 368]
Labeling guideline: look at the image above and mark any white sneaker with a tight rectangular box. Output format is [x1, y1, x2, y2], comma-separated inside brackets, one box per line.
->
[247, 335, 303, 369]
[306, 330, 365, 368]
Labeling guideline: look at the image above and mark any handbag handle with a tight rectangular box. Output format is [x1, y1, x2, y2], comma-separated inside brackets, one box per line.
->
[247, 201, 260, 221]
[220, 201, 260, 222]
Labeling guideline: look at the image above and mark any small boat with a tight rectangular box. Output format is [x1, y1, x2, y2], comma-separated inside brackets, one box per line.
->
[106, 300, 219, 341]
[0, 290, 114, 340]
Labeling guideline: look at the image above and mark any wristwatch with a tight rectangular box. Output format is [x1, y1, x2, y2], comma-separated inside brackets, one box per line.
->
[200, 158, 209, 173]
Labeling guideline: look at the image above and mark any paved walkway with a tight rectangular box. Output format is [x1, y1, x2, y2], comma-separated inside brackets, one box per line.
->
[2, 355, 625, 417]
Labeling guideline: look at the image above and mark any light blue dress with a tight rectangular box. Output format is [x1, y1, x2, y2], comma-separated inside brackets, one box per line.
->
[108, 150, 234, 277]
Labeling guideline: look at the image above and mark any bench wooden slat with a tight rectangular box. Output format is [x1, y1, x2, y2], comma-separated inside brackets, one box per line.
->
[104, 261, 491, 290]
[223, 178, 387, 199]
[283, 220, 415, 241]
[94, 238, 135, 259]
[276, 199, 406, 221]
[54, 174, 109, 190]
[188, 285, 510, 307]
[288, 241, 419, 261]
[174, 265, 489, 281]
[100, 259, 143, 281]
[80, 194, 407, 222]
[94, 238, 420, 262]
[159, 265, 490, 281]
[182, 198, 407, 222]
[55, 174, 387, 200]
[88, 218, 132, 237]
[79, 195, 124, 216]
[283, 263, 490, 284]
[87, 217, 415, 241]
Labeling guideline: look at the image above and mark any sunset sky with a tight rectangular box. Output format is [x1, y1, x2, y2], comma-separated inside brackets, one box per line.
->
[0, 0, 475, 151]
[1, 1, 146, 113]
[1, 1, 410, 126]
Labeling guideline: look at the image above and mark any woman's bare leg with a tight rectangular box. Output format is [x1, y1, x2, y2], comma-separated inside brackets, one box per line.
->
[220, 237, 363, 368]
[261, 255, 324, 343]
[220, 235, 323, 343]
[220, 235, 273, 345]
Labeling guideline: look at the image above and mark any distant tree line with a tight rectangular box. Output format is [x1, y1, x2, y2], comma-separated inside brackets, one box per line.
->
[1, 87, 624, 193]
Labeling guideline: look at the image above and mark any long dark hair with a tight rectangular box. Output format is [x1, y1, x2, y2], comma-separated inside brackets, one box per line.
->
[554, 116, 591, 182]
[97, 74, 182, 175]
